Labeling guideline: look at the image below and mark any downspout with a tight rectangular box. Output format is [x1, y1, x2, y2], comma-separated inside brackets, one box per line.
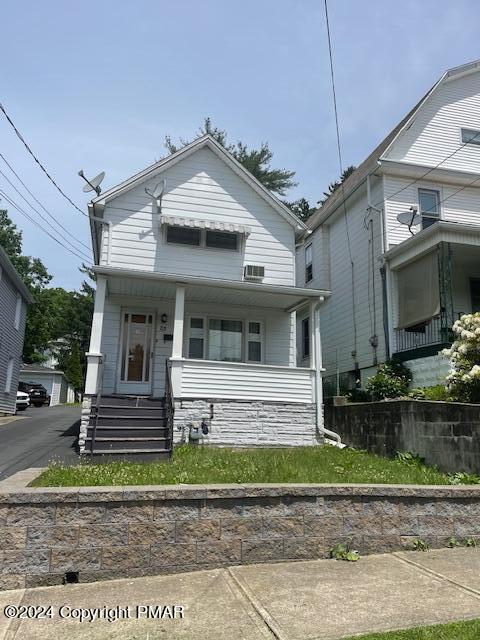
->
[313, 298, 342, 445]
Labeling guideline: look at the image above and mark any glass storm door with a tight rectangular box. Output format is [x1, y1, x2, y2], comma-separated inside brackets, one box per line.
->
[119, 312, 154, 392]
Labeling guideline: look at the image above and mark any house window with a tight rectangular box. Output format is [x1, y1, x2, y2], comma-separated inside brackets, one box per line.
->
[470, 279, 480, 313]
[305, 244, 313, 283]
[302, 317, 310, 358]
[205, 230, 238, 250]
[5, 357, 14, 393]
[461, 128, 480, 146]
[208, 319, 243, 362]
[166, 226, 201, 246]
[14, 294, 22, 330]
[247, 321, 262, 363]
[418, 189, 440, 229]
[188, 317, 205, 358]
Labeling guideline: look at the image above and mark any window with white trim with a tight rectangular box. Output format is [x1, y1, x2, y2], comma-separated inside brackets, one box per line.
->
[5, 357, 14, 392]
[166, 225, 239, 251]
[418, 188, 440, 230]
[247, 321, 263, 363]
[461, 128, 480, 146]
[302, 317, 310, 359]
[187, 317, 264, 363]
[188, 317, 205, 358]
[208, 319, 243, 362]
[305, 244, 313, 283]
[14, 294, 22, 330]
[166, 226, 201, 246]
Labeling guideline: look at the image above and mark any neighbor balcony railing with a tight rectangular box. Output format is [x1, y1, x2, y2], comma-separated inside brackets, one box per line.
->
[394, 313, 463, 353]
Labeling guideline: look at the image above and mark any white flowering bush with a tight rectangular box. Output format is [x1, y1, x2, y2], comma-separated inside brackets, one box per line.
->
[442, 313, 480, 402]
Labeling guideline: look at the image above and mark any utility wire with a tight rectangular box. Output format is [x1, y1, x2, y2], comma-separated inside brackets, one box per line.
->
[0, 152, 92, 252]
[0, 189, 91, 264]
[0, 102, 88, 217]
[0, 167, 91, 261]
[324, 0, 358, 360]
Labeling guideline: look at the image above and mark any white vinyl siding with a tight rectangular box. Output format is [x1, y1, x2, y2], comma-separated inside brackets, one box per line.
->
[100, 147, 295, 286]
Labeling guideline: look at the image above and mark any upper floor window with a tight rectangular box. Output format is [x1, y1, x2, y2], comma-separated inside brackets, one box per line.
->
[165, 225, 238, 251]
[461, 128, 480, 146]
[418, 189, 440, 230]
[14, 294, 22, 330]
[305, 244, 313, 283]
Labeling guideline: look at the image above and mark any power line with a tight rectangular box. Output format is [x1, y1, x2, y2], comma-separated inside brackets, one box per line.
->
[324, 0, 358, 361]
[0, 189, 91, 264]
[0, 152, 92, 252]
[0, 102, 88, 217]
[0, 167, 91, 261]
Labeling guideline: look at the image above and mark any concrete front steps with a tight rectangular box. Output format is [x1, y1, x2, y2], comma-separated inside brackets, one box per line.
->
[86, 395, 171, 457]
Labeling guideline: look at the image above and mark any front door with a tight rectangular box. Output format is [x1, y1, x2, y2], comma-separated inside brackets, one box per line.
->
[117, 311, 154, 395]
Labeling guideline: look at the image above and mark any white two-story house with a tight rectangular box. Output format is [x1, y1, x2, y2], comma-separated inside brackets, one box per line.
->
[80, 135, 331, 455]
[297, 59, 480, 392]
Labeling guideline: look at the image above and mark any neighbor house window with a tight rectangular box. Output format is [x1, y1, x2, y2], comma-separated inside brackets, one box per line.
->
[166, 225, 239, 250]
[205, 230, 238, 250]
[418, 189, 440, 229]
[305, 244, 313, 283]
[14, 294, 22, 330]
[188, 317, 205, 358]
[302, 317, 310, 358]
[247, 321, 262, 363]
[5, 358, 14, 392]
[208, 319, 243, 362]
[166, 226, 201, 246]
[461, 128, 480, 146]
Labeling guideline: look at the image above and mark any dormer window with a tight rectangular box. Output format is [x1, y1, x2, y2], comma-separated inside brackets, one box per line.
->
[418, 188, 440, 230]
[461, 128, 480, 146]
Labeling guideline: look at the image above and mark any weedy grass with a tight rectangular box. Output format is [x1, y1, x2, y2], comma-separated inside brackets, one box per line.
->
[32, 444, 455, 487]
[343, 618, 480, 639]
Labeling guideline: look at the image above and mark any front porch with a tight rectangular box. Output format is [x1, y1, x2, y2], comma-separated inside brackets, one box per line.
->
[80, 268, 329, 452]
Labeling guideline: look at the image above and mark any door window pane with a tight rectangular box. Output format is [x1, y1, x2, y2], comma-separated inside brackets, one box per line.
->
[208, 319, 243, 362]
[121, 313, 152, 382]
[189, 318, 204, 359]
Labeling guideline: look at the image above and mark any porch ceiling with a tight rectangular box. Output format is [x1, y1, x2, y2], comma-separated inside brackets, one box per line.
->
[96, 266, 330, 311]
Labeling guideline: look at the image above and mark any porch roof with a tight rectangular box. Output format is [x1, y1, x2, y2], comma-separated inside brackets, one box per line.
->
[383, 221, 480, 269]
[94, 266, 330, 311]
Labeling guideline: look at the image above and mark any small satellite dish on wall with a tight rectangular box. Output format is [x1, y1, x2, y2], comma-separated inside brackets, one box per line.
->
[145, 180, 166, 210]
[78, 170, 105, 196]
[397, 207, 421, 235]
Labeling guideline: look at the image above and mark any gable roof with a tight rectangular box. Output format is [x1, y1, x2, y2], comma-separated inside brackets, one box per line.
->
[0, 245, 34, 303]
[306, 59, 480, 231]
[91, 134, 306, 232]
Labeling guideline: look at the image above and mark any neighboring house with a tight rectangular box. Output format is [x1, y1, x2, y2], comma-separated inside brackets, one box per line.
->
[297, 59, 480, 391]
[0, 246, 34, 415]
[81, 134, 330, 454]
[19, 364, 75, 405]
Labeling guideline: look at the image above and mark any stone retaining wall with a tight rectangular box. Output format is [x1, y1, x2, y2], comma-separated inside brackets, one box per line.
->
[2, 474, 480, 591]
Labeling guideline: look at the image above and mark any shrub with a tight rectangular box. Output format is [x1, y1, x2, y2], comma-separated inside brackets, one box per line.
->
[365, 361, 412, 400]
[443, 313, 480, 403]
[408, 385, 450, 401]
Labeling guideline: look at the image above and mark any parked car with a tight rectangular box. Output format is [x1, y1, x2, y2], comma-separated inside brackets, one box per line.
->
[18, 381, 50, 407]
[16, 390, 30, 412]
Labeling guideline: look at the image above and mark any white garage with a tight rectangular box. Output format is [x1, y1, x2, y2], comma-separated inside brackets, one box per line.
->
[19, 364, 75, 406]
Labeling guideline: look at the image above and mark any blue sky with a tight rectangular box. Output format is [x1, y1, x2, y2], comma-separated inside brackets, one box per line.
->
[1, 0, 479, 289]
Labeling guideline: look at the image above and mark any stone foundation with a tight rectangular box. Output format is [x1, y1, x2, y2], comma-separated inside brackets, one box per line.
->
[2, 477, 480, 591]
[173, 399, 318, 447]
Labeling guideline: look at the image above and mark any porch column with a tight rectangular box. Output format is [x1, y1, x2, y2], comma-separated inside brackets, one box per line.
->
[172, 284, 186, 358]
[84, 275, 107, 395]
[309, 301, 316, 369]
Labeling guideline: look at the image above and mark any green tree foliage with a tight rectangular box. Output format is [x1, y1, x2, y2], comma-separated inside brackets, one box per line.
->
[65, 342, 83, 392]
[165, 117, 297, 196]
[283, 197, 315, 221]
[320, 165, 356, 204]
[0, 210, 94, 388]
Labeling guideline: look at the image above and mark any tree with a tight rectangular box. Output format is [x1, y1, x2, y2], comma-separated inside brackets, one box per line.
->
[165, 118, 297, 196]
[65, 342, 83, 393]
[320, 165, 356, 204]
[283, 197, 315, 221]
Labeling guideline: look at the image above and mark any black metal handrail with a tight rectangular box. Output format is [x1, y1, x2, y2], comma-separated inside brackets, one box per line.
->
[165, 360, 175, 458]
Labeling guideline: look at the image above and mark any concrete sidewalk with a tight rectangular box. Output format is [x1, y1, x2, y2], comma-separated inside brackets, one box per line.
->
[2, 548, 480, 639]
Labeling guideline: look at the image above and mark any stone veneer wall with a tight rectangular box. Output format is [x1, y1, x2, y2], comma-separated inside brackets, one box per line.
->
[2, 481, 480, 591]
[78, 396, 92, 454]
[173, 399, 318, 447]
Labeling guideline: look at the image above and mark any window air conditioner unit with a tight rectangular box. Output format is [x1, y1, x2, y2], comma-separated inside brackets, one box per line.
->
[244, 265, 265, 281]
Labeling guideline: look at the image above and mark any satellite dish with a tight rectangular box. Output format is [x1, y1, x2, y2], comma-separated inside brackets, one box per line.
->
[78, 170, 105, 196]
[397, 207, 421, 235]
[145, 179, 166, 211]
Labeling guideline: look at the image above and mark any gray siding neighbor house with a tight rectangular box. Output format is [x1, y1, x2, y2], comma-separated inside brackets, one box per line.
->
[0, 246, 34, 415]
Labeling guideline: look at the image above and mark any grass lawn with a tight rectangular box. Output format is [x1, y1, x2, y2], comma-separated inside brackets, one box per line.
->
[31, 444, 455, 487]
[344, 617, 480, 639]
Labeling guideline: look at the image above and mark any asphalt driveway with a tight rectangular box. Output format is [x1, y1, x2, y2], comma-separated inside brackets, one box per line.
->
[0, 405, 80, 480]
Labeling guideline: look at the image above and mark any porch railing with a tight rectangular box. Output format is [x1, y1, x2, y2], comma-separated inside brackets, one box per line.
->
[394, 313, 463, 353]
[164, 360, 175, 458]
